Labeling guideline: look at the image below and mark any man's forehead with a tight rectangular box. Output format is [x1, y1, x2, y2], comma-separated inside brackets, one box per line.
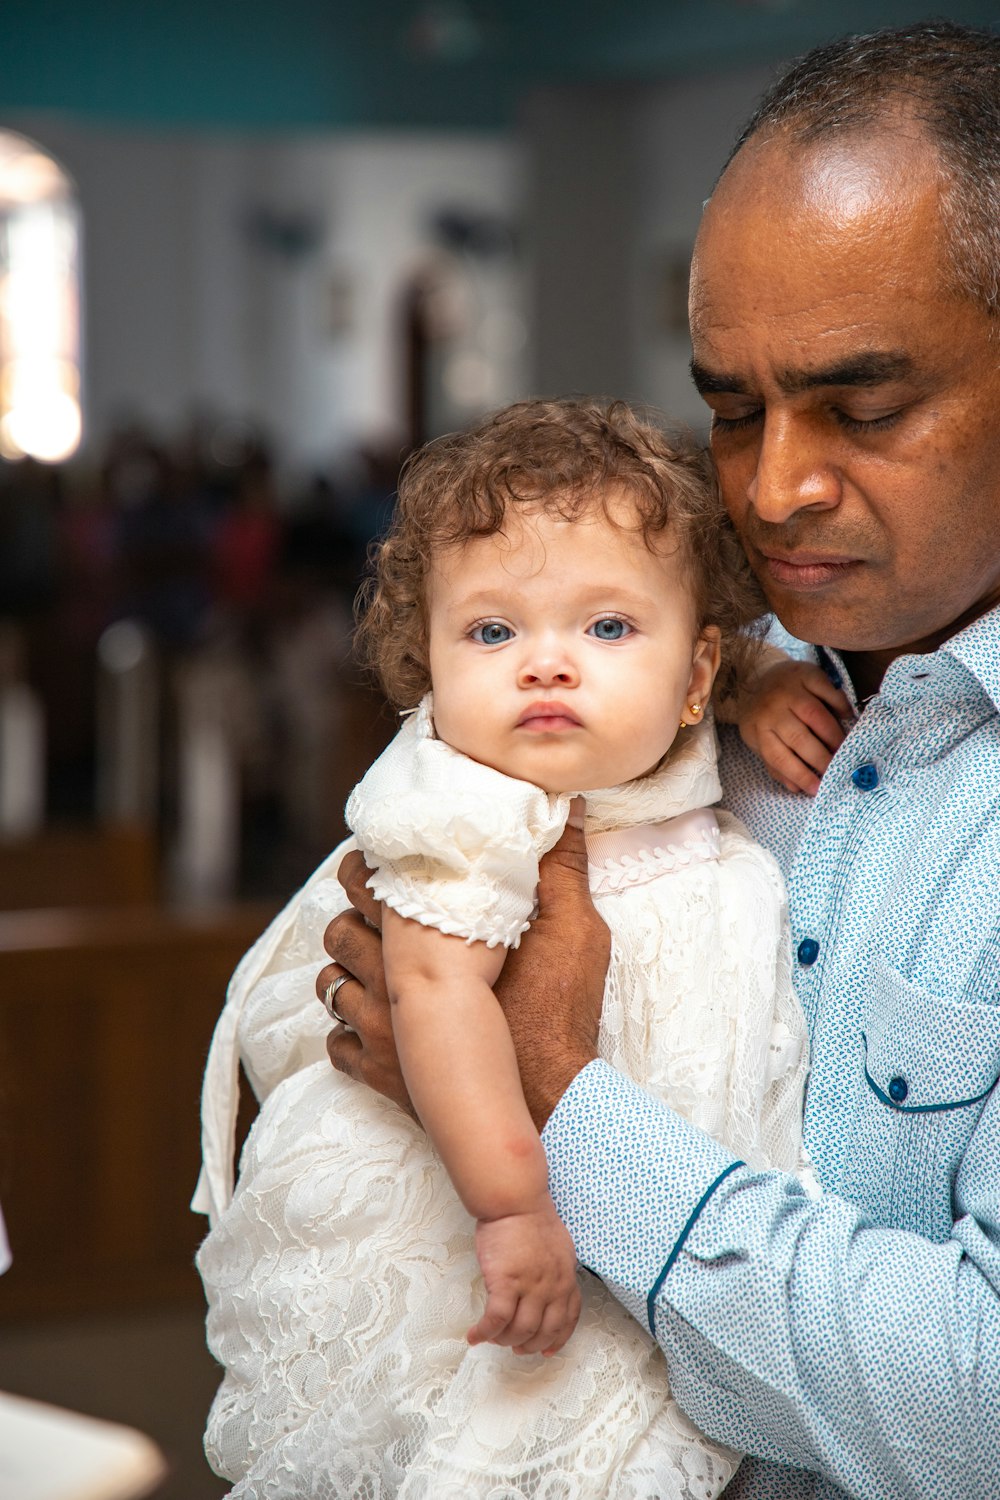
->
[689, 126, 953, 345]
[704, 115, 942, 222]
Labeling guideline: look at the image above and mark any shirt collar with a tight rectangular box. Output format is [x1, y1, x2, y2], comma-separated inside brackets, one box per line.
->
[810, 603, 1000, 718]
[939, 602, 1000, 716]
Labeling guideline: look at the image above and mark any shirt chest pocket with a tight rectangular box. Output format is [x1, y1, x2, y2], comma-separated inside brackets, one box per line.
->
[839, 956, 1000, 1239]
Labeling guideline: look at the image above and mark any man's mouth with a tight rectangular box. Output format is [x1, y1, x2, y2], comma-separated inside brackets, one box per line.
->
[755, 549, 862, 590]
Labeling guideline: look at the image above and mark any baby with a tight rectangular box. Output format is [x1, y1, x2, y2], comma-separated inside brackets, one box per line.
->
[196, 398, 816, 1498]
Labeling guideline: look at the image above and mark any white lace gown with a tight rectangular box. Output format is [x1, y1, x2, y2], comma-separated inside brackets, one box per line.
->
[194, 700, 809, 1500]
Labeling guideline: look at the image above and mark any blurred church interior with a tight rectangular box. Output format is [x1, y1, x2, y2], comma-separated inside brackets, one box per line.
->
[0, 1, 992, 1493]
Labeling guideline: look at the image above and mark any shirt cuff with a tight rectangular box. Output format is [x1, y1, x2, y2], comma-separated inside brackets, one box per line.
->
[543, 1058, 743, 1332]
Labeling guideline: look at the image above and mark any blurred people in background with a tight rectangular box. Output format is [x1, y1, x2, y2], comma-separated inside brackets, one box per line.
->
[0, 414, 404, 897]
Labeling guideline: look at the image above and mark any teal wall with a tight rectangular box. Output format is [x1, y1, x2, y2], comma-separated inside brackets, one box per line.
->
[2, 0, 999, 130]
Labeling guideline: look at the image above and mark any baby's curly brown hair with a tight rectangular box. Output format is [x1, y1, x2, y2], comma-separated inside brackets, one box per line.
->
[356, 397, 765, 707]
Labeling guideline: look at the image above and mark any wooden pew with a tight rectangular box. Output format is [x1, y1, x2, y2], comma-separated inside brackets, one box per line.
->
[0, 901, 274, 1321]
[0, 824, 160, 911]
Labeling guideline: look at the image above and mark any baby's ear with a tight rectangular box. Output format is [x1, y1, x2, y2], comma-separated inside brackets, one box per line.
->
[690, 625, 722, 702]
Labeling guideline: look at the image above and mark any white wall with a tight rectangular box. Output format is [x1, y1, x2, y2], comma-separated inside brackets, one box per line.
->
[523, 64, 775, 428]
[522, 85, 638, 404]
[630, 66, 774, 429]
[2, 115, 525, 472]
[6, 66, 781, 473]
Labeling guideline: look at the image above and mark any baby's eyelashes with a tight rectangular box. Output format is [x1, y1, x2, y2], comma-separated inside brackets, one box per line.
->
[471, 621, 514, 645]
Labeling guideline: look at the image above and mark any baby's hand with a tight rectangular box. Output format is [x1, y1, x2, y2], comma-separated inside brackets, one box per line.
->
[738, 658, 853, 796]
[468, 1201, 581, 1357]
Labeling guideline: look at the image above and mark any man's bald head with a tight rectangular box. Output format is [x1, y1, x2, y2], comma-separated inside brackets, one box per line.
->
[720, 20, 1000, 318]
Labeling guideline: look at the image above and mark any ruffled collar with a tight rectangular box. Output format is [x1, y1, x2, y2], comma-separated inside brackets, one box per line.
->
[415, 694, 722, 836]
[583, 716, 721, 832]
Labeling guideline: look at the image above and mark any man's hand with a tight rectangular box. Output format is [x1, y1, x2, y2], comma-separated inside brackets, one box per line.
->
[736, 658, 853, 796]
[318, 856, 415, 1117]
[320, 804, 609, 1130]
[495, 806, 608, 1129]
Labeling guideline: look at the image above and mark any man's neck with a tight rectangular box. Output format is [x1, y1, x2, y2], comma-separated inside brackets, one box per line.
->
[838, 588, 1000, 702]
[838, 649, 894, 703]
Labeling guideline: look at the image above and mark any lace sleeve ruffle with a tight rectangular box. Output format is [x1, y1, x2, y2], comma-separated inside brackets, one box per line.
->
[346, 697, 570, 948]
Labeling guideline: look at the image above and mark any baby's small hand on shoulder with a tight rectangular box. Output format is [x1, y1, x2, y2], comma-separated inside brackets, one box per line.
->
[736, 657, 853, 796]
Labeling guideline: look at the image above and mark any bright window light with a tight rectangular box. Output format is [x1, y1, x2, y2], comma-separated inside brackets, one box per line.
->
[0, 132, 82, 464]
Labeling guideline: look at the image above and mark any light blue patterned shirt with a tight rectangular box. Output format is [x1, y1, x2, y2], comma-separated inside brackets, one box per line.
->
[544, 604, 1000, 1500]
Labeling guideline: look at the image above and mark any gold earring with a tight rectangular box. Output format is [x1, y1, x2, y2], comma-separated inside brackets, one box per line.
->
[690, 703, 702, 716]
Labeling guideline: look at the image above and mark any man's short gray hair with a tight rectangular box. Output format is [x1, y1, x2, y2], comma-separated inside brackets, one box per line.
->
[723, 20, 1000, 315]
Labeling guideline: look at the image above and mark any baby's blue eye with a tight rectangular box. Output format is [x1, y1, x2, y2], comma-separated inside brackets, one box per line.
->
[589, 617, 631, 641]
[472, 621, 513, 645]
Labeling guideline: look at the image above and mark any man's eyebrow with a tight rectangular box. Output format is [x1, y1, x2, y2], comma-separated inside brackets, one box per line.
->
[689, 351, 916, 397]
[777, 352, 916, 394]
[689, 359, 747, 395]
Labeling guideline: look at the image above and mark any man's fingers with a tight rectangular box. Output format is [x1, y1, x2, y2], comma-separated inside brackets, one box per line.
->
[322, 906, 383, 975]
[325, 1003, 416, 1117]
[315, 965, 363, 1024]
[326, 1022, 363, 1075]
[535, 803, 607, 952]
[537, 802, 590, 893]
[337, 849, 382, 928]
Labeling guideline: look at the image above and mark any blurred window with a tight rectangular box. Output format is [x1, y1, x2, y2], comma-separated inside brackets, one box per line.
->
[0, 132, 82, 463]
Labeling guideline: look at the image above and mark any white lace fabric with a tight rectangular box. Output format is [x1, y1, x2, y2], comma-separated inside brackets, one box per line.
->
[195, 707, 809, 1498]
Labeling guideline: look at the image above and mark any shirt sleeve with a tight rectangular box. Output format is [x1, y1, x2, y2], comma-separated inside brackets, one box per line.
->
[346, 702, 569, 949]
[544, 1059, 1000, 1499]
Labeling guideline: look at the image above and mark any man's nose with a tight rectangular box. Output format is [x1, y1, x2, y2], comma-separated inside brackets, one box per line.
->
[517, 636, 580, 688]
[747, 413, 843, 524]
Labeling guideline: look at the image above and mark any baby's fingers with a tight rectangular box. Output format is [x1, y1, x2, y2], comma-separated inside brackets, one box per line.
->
[776, 716, 839, 779]
[791, 691, 849, 755]
[514, 1283, 582, 1358]
[760, 731, 823, 797]
[798, 665, 853, 723]
[487, 1291, 549, 1353]
[466, 1288, 518, 1348]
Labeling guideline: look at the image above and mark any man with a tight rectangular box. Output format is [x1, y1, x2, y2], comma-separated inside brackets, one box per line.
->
[322, 22, 1000, 1499]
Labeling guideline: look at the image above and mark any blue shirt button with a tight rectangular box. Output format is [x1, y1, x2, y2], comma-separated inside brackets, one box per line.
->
[797, 938, 820, 966]
[852, 762, 880, 790]
[888, 1076, 909, 1104]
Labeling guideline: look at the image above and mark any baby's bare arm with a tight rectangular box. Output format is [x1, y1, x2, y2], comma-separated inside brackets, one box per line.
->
[322, 810, 606, 1132]
[382, 908, 580, 1353]
[383, 910, 548, 1218]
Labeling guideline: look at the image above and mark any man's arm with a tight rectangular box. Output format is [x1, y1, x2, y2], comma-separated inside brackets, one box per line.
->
[323, 830, 1000, 1499]
[545, 1059, 1000, 1499]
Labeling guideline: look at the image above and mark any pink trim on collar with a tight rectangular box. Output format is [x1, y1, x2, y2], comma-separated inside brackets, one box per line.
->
[587, 808, 720, 895]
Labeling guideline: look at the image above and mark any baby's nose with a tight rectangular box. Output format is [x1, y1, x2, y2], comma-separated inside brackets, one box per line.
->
[516, 642, 580, 687]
